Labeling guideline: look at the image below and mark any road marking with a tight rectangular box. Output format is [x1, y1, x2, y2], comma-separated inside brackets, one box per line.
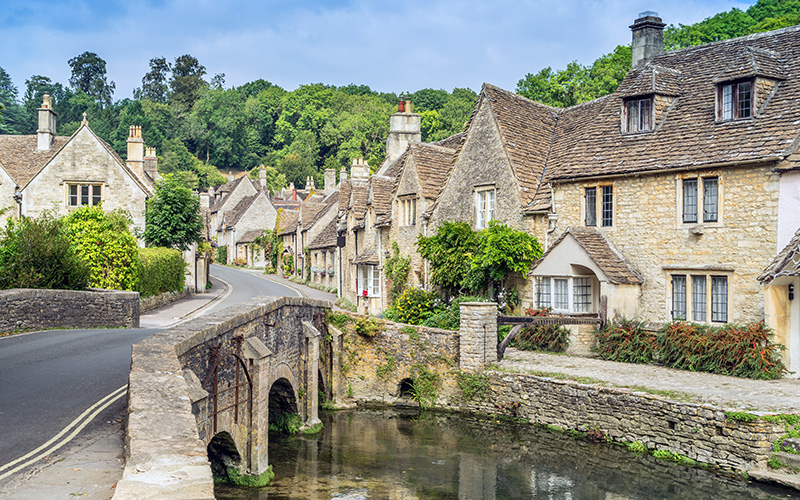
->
[0, 385, 127, 480]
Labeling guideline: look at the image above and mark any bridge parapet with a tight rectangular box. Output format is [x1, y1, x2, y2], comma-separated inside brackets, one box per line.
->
[114, 296, 331, 500]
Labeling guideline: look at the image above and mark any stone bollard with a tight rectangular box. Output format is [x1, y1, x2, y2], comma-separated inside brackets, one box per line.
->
[459, 302, 498, 372]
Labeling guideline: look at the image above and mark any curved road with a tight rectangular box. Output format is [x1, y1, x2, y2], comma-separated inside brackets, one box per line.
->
[0, 265, 298, 479]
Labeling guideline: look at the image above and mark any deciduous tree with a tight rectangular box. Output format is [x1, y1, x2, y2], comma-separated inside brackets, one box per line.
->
[144, 174, 202, 250]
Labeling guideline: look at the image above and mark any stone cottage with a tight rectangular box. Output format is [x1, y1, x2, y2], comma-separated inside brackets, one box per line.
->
[0, 95, 156, 231]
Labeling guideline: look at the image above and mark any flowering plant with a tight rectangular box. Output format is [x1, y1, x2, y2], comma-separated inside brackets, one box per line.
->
[362, 289, 368, 298]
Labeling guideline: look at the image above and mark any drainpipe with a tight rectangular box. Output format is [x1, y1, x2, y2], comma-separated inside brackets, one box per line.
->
[13, 187, 22, 217]
[545, 213, 558, 251]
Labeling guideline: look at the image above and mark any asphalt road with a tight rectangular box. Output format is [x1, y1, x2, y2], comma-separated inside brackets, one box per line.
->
[0, 264, 298, 475]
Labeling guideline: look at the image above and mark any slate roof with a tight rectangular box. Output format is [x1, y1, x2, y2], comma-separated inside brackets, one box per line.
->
[349, 181, 369, 221]
[617, 65, 682, 97]
[223, 194, 257, 228]
[759, 228, 800, 283]
[529, 227, 642, 285]
[211, 176, 248, 213]
[238, 229, 264, 244]
[351, 248, 379, 265]
[0, 135, 70, 186]
[395, 143, 459, 203]
[432, 132, 465, 150]
[308, 218, 338, 250]
[305, 191, 339, 231]
[369, 176, 394, 223]
[278, 210, 298, 236]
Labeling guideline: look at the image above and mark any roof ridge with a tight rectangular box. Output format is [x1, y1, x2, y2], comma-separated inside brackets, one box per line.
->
[656, 24, 800, 59]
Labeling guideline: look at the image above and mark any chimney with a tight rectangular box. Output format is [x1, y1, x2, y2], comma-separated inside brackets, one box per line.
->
[307, 175, 315, 191]
[143, 147, 159, 182]
[340, 167, 348, 182]
[385, 98, 421, 165]
[258, 164, 266, 188]
[228, 171, 235, 183]
[631, 11, 665, 68]
[324, 168, 336, 195]
[350, 158, 370, 180]
[209, 185, 216, 202]
[199, 191, 210, 211]
[37, 94, 58, 151]
[126, 126, 145, 179]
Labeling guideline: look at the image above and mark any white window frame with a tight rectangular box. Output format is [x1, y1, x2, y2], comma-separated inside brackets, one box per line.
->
[475, 187, 495, 230]
[358, 265, 380, 297]
[678, 175, 721, 226]
[669, 272, 729, 324]
[534, 276, 596, 314]
[67, 183, 103, 207]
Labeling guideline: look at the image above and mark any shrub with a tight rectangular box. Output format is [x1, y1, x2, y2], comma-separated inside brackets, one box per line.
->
[354, 317, 380, 339]
[282, 253, 294, 275]
[137, 247, 185, 297]
[423, 295, 490, 331]
[231, 257, 247, 267]
[389, 287, 443, 325]
[65, 206, 140, 291]
[594, 319, 657, 363]
[514, 324, 571, 353]
[216, 246, 227, 264]
[0, 212, 89, 290]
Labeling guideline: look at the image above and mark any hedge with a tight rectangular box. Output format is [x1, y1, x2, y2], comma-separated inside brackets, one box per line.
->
[137, 247, 186, 298]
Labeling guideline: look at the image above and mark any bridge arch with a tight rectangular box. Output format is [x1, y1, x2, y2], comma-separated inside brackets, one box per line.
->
[206, 431, 241, 482]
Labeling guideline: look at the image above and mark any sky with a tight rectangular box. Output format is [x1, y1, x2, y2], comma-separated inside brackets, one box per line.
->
[1, 0, 757, 100]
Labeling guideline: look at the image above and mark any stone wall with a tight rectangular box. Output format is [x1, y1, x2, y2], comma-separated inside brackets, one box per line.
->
[140, 289, 190, 314]
[0, 288, 139, 332]
[552, 164, 780, 324]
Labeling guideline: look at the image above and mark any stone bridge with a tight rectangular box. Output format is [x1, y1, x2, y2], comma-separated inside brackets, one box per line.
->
[115, 296, 332, 499]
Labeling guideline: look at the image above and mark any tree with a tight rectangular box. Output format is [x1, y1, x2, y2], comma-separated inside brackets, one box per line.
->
[0, 67, 28, 134]
[248, 165, 286, 195]
[170, 54, 207, 111]
[135, 57, 171, 103]
[0, 212, 89, 290]
[68, 51, 115, 108]
[65, 206, 140, 291]
[416, 221, 481, 298]
[144, 174, 202, 250]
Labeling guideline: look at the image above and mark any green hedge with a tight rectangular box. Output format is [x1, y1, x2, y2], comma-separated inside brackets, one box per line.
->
[595, 319, 786, 380]
[137, 247, 186, 298]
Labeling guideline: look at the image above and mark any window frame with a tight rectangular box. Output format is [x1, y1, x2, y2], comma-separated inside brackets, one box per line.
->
[623, 95, 654, 133]
[717, 79, 753, 122]
[535, 275, 596, 314]
[67, 183, 103, 208]
[583, 183, 614, 229]
[669, 272, 729, 324]
[475, 186, 496, 230]
[679, 175, 721, 226]
[400, 197, 418, 226]
[358, 265, 381, 298]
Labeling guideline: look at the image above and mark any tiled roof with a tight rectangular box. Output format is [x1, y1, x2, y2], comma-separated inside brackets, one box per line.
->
[210, 176, 247, 213]
[299, 201, 324, 232]
[338, 179, 352, 218]
[432, 132, 465, 149]
[350, 181, 369, 220]
[530, 227, 642, 285]
[238, 229, 264, 243]
[369, 176, 393, 218]
[225, 194, 256, 228]
[548, 25, 800, 181]
[278, 210, 298, 235]
[351, 248, 378, 265]
[617, 64, 682, 97]
[409, 143, 457, 200]
[304, 191, 340, 232]
[0, 135, 70, 186]
[308, 218, 338, 250]
[759, 227, 800, 283]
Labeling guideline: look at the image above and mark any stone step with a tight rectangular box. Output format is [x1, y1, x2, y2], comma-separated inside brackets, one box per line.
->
[776, 452, 800, 469]
[749, 468, 800, 491]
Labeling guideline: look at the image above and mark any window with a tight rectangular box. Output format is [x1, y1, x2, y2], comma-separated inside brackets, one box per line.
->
[671, 273, 728, 323]
[535, 276, 595, 313]
[476, 188, 495, 229]
[681, 176, 719, 224]
[718, 81, 752, 121]
[359, 265, 380, 297]
[585, 187, 596, 226]
[400, 198, 417, 226]
[625, 97, 653, 133]
[68, 184, 102, 207]
[584, 185, 613, 228]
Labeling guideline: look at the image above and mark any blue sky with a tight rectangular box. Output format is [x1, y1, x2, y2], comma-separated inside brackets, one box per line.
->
[1, 0, 756, 99]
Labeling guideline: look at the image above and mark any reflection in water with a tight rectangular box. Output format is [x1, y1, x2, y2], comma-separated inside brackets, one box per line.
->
[216, 410, 794, 500]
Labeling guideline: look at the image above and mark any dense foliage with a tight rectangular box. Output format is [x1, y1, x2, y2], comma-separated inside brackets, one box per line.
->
[512, 308, 571, 353]
[137, 247, 186, 297]
[0, 212, 89, 290]
[422, 295, 491, 331]
[416, 221, 480, 297]
[516, 0, 800, 108]
[384, 242, 411, 305]
[65, 206, 140, 291]
[595, 319, 786, 380]
[144, 174, 203, 250]
[386, 287, 442, 326]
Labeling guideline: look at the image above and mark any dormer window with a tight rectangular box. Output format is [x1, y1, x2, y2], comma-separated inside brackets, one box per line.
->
[718, 80, 752, 121]
[624, 96, 653, 133]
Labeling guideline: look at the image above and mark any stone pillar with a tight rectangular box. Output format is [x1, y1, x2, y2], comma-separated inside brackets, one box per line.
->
[459, 302, 498, 371]
[243, 337, 273, 475]
[302, 321, 321, 427]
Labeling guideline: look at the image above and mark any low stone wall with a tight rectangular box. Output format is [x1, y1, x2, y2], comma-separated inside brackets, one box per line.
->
[140, 289, 190, 314]
[0, 288, 139, 332]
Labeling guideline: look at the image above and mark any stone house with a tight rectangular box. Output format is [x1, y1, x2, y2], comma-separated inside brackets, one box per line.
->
[0, 95, 156, 232]
[306, 191, 341, 291]
[521, 16, 800, 362]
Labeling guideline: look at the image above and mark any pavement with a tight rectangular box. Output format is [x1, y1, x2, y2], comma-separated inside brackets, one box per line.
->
[0, 271, 335, 500]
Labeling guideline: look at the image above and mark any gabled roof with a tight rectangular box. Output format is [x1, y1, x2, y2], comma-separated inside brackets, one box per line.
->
[308, 218, 338, 250]
[237, 229, 265, 244]
[278, 210, 298, 236]
[529, 227, 642, 285]
[349, 180, 369, 221]
[617, 64, 682, 97]
[0, 135, 70, 186]
[369, 176, 393, 219]
[712, 46, 785, 83]
[432, 132, 465, 150]
[407, 143, 457, 200]
[304, 191, 340, 233]
[759, 227, 800, 283]
[211, 176, 249, 213]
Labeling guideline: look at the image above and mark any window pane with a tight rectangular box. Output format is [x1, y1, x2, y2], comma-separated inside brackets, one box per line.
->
[477, 192, 485, 229]
[411, 199, 416, 225]
[536, 277, 551, 308]
[487, 190, 495, 222]
[370, 266, 380, 296]
[703, 177, 718, 222]
[737, 81, 751, 118]
[585, 187, 596, 226]
[711, 276, 728, 323]
[554, 279, 568, 310]
[672, 275, 687, 320]
[573, 277, 592, 313]
[601, 186, 613, 227]
[69, 185, 78, 206]
[81, 185, 89, 205]
[627, 100, 637, 132]
[722, 84, 733, 120]
[639, 99, 651, 131]
[691, 275, 707, 322]
[682, 179, 697, 223]
[92, 185, 102, 206]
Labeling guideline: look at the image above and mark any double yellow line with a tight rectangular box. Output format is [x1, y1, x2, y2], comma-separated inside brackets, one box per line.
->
[0, 385, 127, 481]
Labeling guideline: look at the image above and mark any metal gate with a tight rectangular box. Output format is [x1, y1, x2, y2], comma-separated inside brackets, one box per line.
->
[202, 338, 253, 434]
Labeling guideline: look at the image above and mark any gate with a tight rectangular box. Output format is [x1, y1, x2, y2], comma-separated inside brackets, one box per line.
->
[496, 314, 603, 360]
[202, 338, 253, 434]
